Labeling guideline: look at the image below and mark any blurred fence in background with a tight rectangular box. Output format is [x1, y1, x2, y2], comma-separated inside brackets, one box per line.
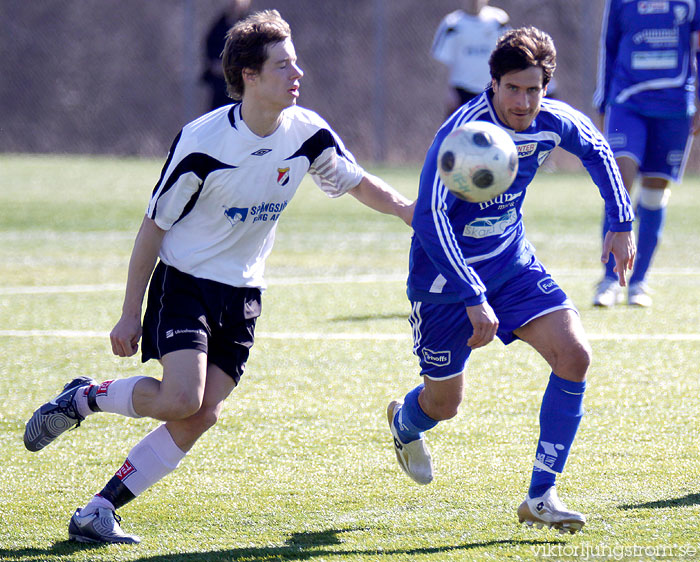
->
[1, 0, 698, 171]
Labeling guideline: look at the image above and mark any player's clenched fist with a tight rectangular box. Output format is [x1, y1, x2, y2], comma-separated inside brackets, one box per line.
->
[110, 314, 142, 357]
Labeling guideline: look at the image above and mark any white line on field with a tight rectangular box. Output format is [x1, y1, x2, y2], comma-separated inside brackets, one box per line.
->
[1, 330, 699, 342]
[0, 284, 124, 295]
[1, 268, 700, 295]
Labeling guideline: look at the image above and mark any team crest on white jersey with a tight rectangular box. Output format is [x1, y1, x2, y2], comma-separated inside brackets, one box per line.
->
[277, 167, 290, 186]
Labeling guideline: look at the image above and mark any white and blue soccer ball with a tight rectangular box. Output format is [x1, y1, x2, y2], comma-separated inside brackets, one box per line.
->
[437, 121, 518, 203]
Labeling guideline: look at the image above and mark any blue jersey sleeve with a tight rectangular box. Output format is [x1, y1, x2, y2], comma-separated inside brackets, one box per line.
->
[411, 129, 487, 306]
[594, 0, 622, 112]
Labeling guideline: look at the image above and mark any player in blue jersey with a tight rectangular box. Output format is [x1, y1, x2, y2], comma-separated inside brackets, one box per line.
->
[593, 0, 700, 307]
[23, 10, 414, 544]
[386, 26, 636, 534]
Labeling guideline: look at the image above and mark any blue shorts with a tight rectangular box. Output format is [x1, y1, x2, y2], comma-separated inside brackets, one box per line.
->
[605, 105, 692, 182]
[409, 254, 576, 379]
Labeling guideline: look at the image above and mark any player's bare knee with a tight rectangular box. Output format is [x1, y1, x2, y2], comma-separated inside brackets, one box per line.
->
[556, 342, 591, 382]
[158, 394, 203, 421]
[425, 395, 461, 421]
[194, 407, 221, 432]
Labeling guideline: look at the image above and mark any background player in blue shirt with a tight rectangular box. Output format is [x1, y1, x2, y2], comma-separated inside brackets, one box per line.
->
[387, 26, 635, 534]
[593, 0, 700, 307]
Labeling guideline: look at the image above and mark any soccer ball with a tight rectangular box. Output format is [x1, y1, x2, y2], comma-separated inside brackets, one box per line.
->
[437, 121, 518, 203]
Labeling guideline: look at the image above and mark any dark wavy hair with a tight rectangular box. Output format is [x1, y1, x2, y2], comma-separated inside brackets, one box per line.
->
[222, 10, 291, 100]
[489, 26, 556, 87]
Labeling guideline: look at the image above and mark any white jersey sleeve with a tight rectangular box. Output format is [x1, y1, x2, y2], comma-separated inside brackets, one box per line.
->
[147, 130, 235, 231]
[307, 128, 364, 197]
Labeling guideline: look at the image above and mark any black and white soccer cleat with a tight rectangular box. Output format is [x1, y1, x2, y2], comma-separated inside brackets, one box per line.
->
[23, 376, 95, 452]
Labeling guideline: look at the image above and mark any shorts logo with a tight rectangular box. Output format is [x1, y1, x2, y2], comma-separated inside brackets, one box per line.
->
[422, 348, 451, 367]
[517, 142, 537, 158]
[607, 133, 626, 148]
[667, 150, 684, 165]
[538, 277, 558, 294]
[224, 206, 249, 227]
[277, 167, 290, 186]
[165, 329, 206, 339]
[96, 380, 114, 397]
[115, 459, 137, 481]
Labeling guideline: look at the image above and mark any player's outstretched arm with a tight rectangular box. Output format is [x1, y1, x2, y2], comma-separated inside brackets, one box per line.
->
[110, 216, 167, 358]
[601, 230, 636, 287]
[347, 173, 415, 227]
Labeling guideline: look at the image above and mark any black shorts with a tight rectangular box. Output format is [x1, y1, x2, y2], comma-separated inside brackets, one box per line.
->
[141, 262, 262, 385]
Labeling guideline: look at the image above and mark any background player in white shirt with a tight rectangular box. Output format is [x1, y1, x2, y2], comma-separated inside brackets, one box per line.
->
[431, 0, 510, 116]
[23, 9, 413, 544]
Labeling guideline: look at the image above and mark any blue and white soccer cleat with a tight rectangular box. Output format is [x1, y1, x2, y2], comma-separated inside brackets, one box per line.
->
[23, 376, 95, 452]
[68, 507, 141, 544]
[517, 486, 586, 534]
[387, 400, 434, 485]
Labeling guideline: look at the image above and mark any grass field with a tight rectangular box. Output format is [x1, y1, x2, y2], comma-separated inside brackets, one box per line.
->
[1, 153, 699, 562]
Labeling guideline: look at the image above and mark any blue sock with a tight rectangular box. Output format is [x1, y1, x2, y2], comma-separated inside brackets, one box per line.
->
[630, 203, 665, 285]
[393, 384, 438, 443]
[601, 216, 616, 280]
[528, 373, 586, 498]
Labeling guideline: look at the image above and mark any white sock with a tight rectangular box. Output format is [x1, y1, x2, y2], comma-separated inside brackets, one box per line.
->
[639, 185, 670, 210]
[93, 377, 149, 418]
[119, 424, 186, 497]
[74, 377, 148, 418]
[82, 494, 115, 516]
[73, 384, 97, 419]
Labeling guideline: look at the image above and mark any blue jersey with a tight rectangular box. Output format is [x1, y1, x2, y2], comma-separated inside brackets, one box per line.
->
[408, 90, 634, 306]
[594, 0, 700, 118]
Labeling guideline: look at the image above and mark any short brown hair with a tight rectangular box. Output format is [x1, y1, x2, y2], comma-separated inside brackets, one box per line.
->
[489, 26, 556, 87]
[222, 10, 292, 100]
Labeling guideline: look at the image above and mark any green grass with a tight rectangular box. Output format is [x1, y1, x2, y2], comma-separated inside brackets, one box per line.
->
[1, 153, 700, 561]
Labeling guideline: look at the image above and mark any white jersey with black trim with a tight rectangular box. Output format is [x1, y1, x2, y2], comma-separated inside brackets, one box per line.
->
[147, 103, 365, 289]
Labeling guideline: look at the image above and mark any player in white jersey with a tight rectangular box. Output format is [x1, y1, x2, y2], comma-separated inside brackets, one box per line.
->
[387, 27, 635, 534]
[23, 10, 413, 544]
[431, 0, 510, 116]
